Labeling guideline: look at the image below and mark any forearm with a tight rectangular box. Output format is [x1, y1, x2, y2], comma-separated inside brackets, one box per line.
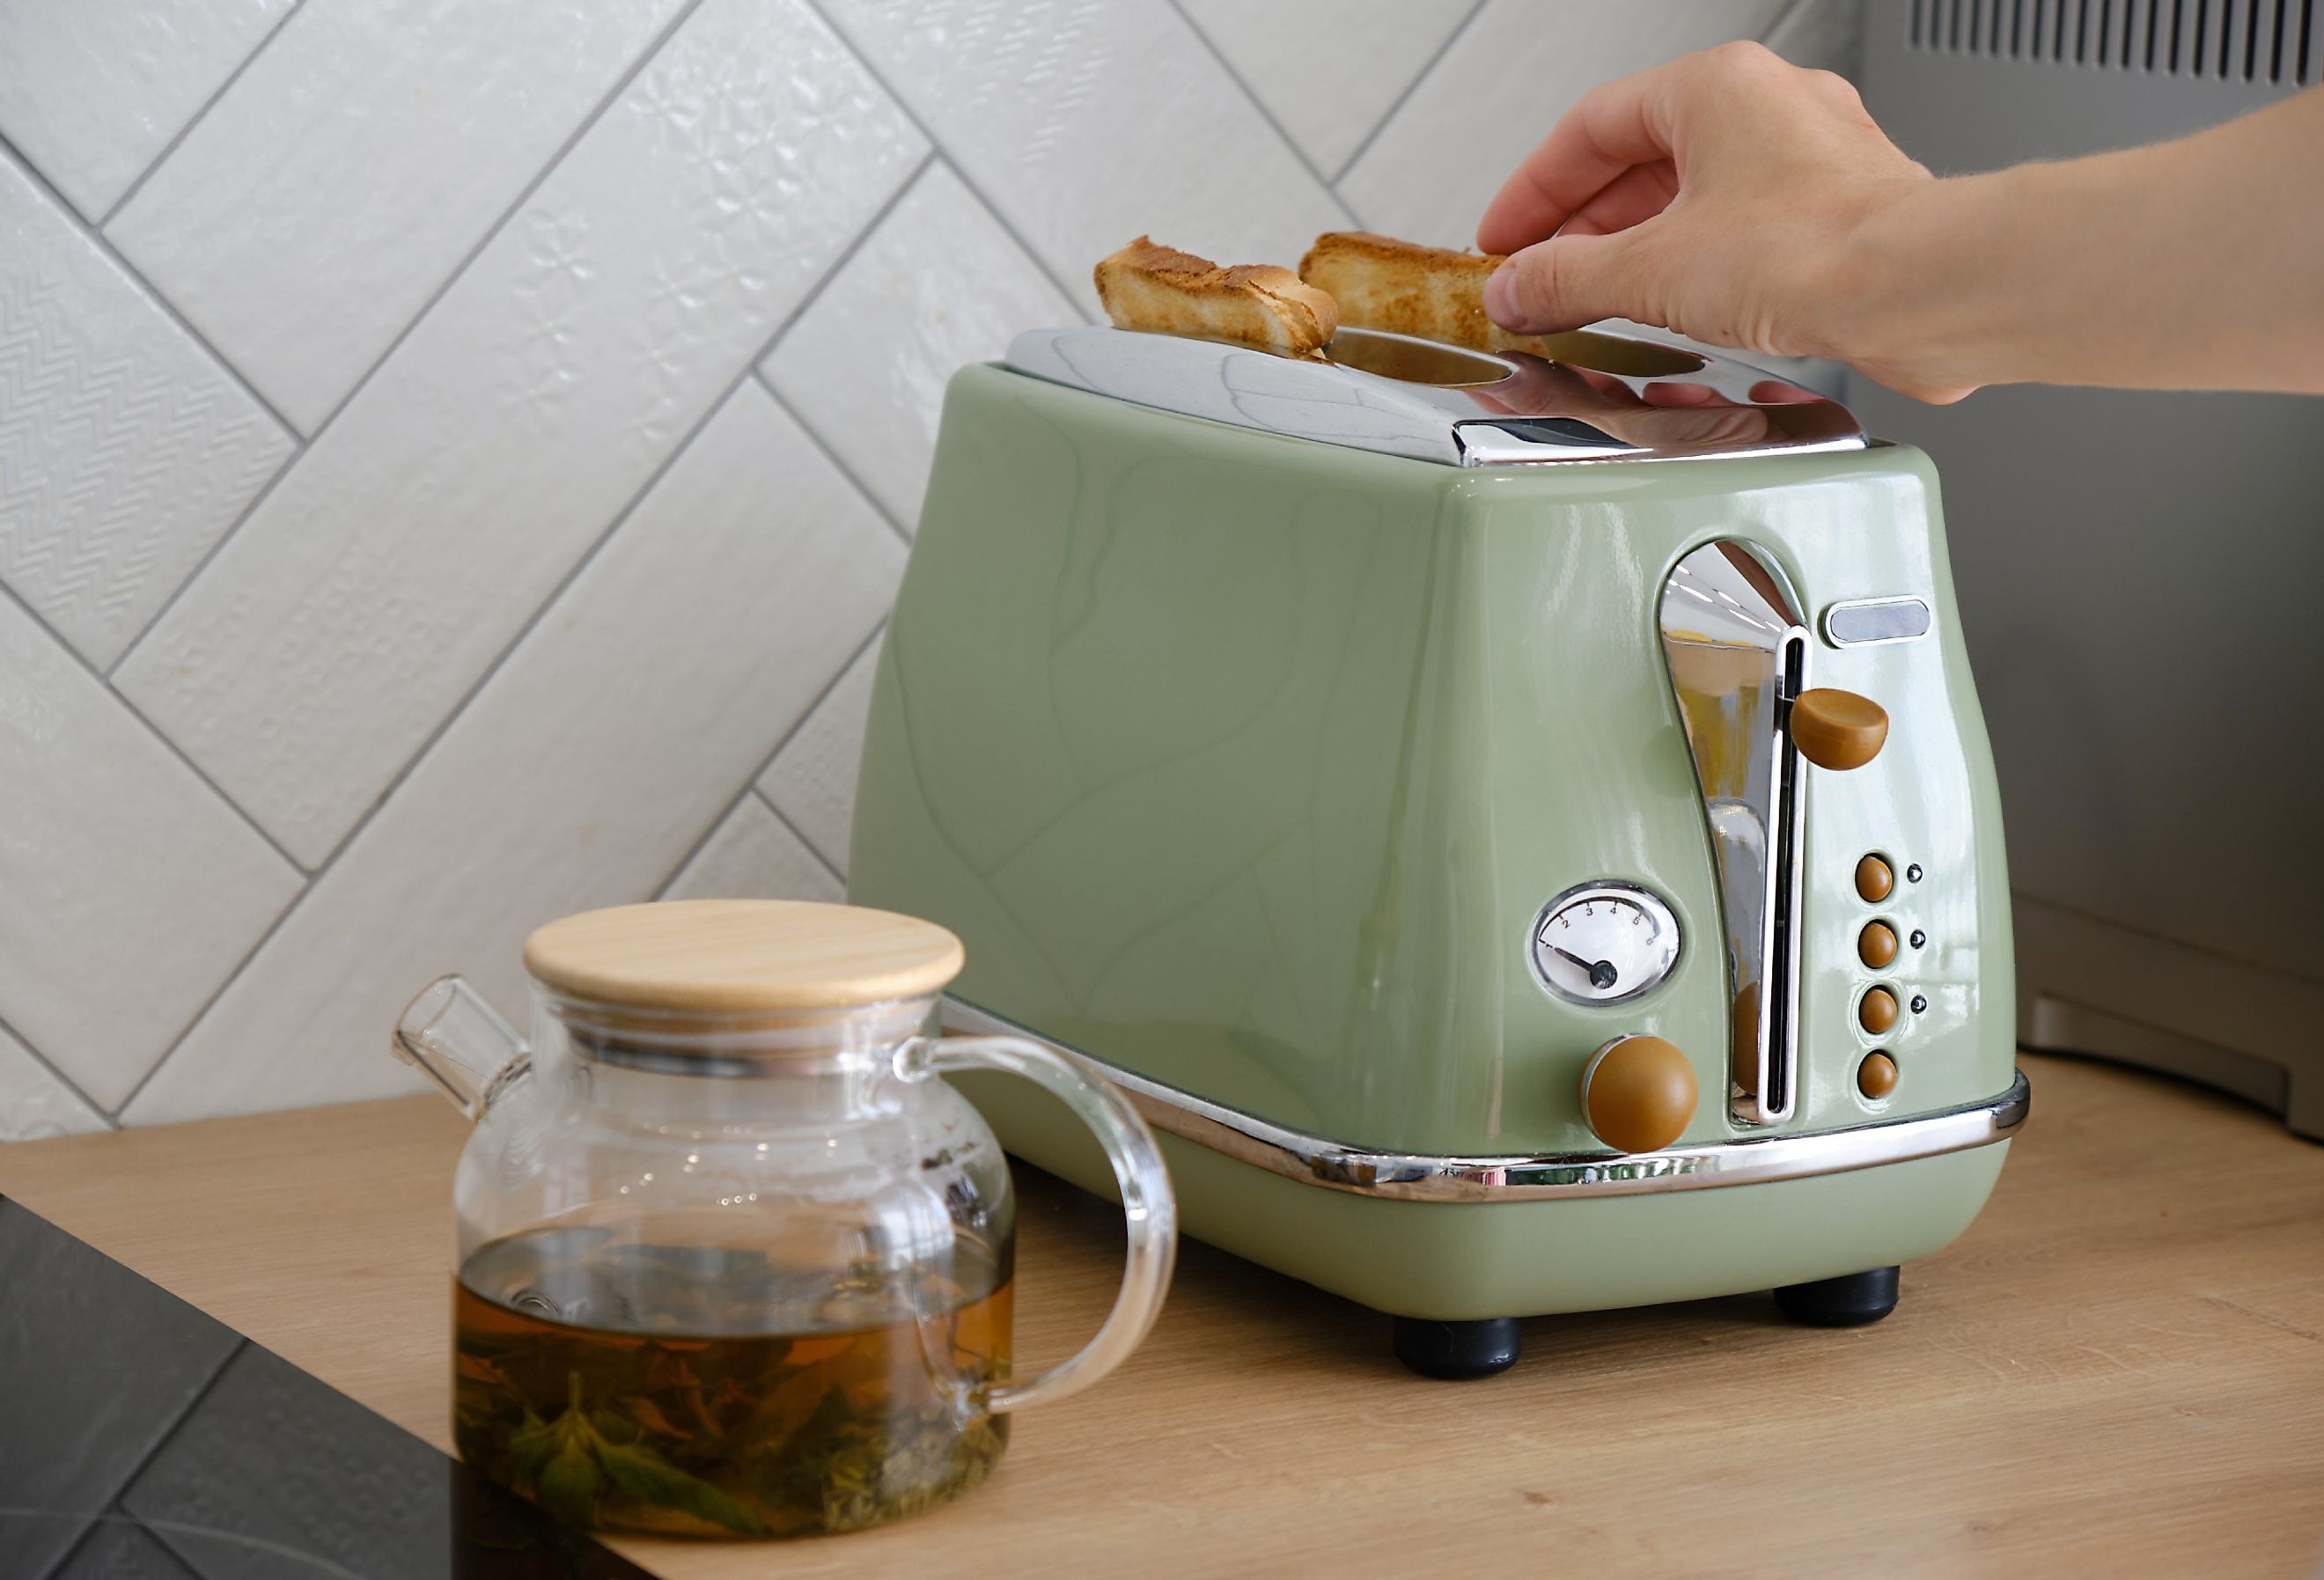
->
[1834, 86, 2324, 394]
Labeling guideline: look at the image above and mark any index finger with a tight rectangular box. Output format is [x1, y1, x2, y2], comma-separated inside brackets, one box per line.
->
[1475, 56, 1688, 254]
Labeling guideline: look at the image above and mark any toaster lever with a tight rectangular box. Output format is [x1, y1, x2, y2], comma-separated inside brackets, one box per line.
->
[1790, 688, 1888, 771]
[1658, 540, 1811, 1128]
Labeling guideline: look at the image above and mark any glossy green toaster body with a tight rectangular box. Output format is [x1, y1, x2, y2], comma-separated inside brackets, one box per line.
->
[849, 335, 2021, 1322]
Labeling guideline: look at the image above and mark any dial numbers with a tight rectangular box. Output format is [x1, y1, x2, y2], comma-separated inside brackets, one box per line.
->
[1531, 885, 1681, 1006]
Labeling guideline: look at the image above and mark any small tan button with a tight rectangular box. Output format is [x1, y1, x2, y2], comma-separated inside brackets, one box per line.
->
[1855, 854, 1894, 903]
[1857, 1051, 1899, 1099]
[1858, 921, 1899, 969]
[1580, 1034, 1698, 1155]
[1859, 987, 1900, 1035]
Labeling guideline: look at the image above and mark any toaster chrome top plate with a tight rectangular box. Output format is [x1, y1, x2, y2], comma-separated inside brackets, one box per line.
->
[1004, 325, 1868, 467]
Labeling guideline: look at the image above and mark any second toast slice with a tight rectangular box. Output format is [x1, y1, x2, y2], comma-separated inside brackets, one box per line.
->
[1298, 231, 1544, 356]
[1094, 238, 1339, 359]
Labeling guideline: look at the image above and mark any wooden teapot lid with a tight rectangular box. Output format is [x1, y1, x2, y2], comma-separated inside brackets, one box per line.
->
[522, 900, 965, 1013]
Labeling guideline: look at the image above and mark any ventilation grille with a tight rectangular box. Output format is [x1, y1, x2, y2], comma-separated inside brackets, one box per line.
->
[1908, 0, 2317, 82]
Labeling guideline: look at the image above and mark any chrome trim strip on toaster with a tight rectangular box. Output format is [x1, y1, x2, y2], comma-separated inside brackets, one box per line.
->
[1658, 541, 1812, 1127]
[940, 998, 2029, 1204]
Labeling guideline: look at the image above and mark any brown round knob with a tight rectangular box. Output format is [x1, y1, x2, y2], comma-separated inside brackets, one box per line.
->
[1855, 854, 1894, 903]
[1859, 986, 1900, 1035]
[1580, 1034, 1698, 1154]
[1858, 921, 1899, 969]
[1857, 1051, 1899, 1099]
[1791, 688, 1888, 770]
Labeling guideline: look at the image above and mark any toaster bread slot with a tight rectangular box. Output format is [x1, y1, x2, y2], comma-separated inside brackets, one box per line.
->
[1765, 631, 1810, 1122]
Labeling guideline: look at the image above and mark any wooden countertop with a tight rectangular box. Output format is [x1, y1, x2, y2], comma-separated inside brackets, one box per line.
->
[4, 1053, 2321, 1578]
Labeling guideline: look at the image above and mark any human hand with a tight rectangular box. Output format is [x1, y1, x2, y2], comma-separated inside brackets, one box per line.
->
[1476, 42, 1965, 401]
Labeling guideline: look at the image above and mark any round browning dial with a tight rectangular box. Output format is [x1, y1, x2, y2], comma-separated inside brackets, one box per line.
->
[1581, 1033, 1699, 1153]
[1531, 884, 1681, 1006]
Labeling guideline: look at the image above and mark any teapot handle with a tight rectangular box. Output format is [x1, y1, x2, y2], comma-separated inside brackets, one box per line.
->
[895, 1033, 1177, 1415]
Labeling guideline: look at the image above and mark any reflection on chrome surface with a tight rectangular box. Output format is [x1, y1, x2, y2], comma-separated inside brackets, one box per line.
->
[1659, 542, 1813, 1127]
[0, 1199, 654, 1578]
[1005, 324, 1867, 467]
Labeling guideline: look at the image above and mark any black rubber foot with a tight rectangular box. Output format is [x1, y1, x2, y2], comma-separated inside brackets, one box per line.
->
[1392, 1316, 1522, 1378]
[1774, 1266, 1901, 1327]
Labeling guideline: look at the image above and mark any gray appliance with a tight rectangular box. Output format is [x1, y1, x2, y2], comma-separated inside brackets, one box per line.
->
[1857, 0, 2323, 1136]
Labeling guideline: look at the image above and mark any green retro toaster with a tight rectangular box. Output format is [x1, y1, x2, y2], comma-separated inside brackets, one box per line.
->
[848, 323, 2028, 1378]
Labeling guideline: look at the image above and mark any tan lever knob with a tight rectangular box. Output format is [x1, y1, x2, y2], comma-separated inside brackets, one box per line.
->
[1791, 687, 1888, 770]
[1580, 1034, 1698, 1154]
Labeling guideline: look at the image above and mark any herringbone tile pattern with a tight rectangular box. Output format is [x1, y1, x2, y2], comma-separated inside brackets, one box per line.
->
[0, 163, 291, 665]
[0, 0, 1857, 1135]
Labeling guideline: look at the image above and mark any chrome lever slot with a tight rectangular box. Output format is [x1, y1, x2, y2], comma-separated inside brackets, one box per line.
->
[1658, 541, 1810, 1127]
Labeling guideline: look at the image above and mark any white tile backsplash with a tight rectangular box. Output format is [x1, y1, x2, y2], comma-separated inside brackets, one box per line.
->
[816, 0, 1352, 314]
[0, 589, 300, 1110]
[124, 383, 900, 1123]
[108, 0, 688, 434]
[1176, 0, 1475, 178]
[0, 0, 296, 220]
[0, 1025, 108, 1143]
[114, 0, 926, 869]
[762, 161, 1079, 530]
[1342, 0, 1796, 247]
[0, 0, 1846, 1129]
[0, 153, 294, 668]
[664, 795, 845, 903]
[759, 636, 882, 874]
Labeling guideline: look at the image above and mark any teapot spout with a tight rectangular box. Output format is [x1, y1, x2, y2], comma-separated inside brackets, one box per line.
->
[393, 976, 527, 1119]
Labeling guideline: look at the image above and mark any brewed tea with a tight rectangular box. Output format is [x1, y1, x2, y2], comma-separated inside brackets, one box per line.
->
[453, 1224, 1011, 1538]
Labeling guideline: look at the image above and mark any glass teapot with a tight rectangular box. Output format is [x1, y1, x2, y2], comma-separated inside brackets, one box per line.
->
[390, 899, 1175, 1539]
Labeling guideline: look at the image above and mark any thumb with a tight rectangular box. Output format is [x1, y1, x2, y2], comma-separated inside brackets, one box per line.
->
[1484, 231, 1646, 334]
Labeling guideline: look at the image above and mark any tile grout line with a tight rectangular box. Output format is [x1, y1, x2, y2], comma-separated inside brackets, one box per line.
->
[94, 0, 315, 230]
[754, 149, 938, 393]
[103, 839, 313, 1121]
[1327, 0, 1491, 187]
[102, 447, 298, 683]
[29, 1340, 248, 1580]
[4, 119, 312, 694]
[0, 1006, 115, 1135]
[0, 577, 307, 880]
[753, 371, 912, 547]
[286, 162, 918, 895]
[653, 622, 884, 900]
[104, 0, 720, 680]
[294, 0, 719, 441]
[1164, 0, 1364, 227]
[799, 0, 1097, 319]
[0, 136, 303, 442]
[107, 151, 941, 1118]
[760, 789, 848, 887]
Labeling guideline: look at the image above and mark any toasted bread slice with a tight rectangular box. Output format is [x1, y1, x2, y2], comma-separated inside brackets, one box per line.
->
[1094, 237, 1339, 358]
[1298, 231, 1544, 356]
